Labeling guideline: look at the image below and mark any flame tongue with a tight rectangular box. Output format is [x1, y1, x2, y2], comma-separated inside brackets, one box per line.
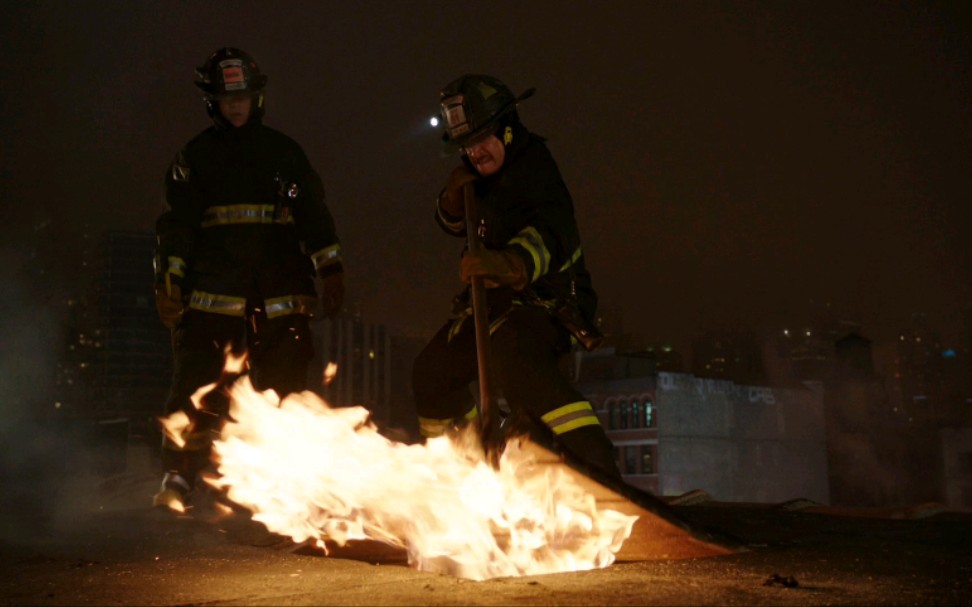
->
[206, 376, 636, 580]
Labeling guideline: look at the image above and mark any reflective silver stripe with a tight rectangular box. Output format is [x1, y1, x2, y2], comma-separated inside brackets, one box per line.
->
[507, 226, 550, 282]
[188, 291, 316, 318]
[188, 290, 246, 316]
[558, 246, 582, 273]
[264, 294, 317, 319]
[201, 204, 295, 227]
[167, 256, 187, 278]
[310, 243, 342, 270]
[540, 401, 601, 435]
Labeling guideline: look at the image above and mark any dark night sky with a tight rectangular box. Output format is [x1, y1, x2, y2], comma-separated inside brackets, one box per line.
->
[2, 1, 971, 362]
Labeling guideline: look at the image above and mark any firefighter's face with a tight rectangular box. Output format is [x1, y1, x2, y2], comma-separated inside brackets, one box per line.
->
[217, 93, 253, 128]
[463, 134, 505, 177]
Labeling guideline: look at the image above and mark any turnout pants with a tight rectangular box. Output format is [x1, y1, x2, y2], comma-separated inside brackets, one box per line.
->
[412, 304, 620, 479]
[160, 308, 314, 489]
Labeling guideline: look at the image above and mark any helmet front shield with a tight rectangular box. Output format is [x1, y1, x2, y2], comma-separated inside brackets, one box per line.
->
[437, 74, 534, 151]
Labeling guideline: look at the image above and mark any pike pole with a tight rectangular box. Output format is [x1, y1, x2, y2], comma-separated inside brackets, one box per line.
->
[462, 182, 502, 466]
[456, 188, 741, 560]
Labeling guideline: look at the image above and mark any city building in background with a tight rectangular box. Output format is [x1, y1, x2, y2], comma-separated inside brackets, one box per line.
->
[307, 316, 424, 442]
[33, 230, 972, 509]
[573, 346, 830, 504]
[89, 232, 172, 420]
[41, 231, 172, 475]
[691, 328, 764, 385]
[307, 313, 391, 421]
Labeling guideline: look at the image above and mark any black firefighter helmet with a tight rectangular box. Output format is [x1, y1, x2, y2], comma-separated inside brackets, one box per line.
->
[439, 74, 535, 150]
[194, 47, 268, 121]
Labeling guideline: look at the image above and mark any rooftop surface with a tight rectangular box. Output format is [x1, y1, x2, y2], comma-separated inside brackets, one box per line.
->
[1, 472, 969, 606]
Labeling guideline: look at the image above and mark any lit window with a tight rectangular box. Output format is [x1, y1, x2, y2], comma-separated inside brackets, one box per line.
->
[644, 399, 655, 428]
[631, 401, 641, 428]
[640, 446, 654, 474]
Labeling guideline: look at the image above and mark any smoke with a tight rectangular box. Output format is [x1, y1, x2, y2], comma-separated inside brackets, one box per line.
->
[0, 241, 96, 543]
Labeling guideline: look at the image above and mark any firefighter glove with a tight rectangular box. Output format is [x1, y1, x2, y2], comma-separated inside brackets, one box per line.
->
[155, 283, 185, 329]
[319, 270, 344, 318]
[460, 249, 528, 290]
[440, 165, 478, 218]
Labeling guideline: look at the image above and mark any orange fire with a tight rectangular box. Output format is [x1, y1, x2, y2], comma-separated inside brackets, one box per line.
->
[171, 368, 636, 580]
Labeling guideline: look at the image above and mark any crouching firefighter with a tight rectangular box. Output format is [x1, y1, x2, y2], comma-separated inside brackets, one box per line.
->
[152, 47, 345, 511]
[411, 73, 621, 480]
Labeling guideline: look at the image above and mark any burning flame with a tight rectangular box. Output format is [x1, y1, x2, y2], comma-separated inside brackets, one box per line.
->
[178, 371, 636, 580]
[323, 361, 338, 385]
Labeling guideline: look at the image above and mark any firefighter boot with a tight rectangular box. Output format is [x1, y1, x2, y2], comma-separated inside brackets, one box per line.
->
[152, 472, 192, 513]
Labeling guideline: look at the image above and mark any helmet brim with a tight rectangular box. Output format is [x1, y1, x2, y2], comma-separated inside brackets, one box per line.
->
[442, 87, 535, 152]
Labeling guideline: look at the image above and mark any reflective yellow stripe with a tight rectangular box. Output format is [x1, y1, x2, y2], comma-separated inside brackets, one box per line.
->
[167, 256, 187, 278]
[310, 243, 342, 270]
[507, 226, 551, 282]
[541, 401, 593, 424]
[201, 204, 295, 227]
[447, 302, 524, 343]
[558, 246, 582, 272]
[188, 291, 246, 316]
[447, 310, 471, 343]
[550, 416, 600, 434]
[417, 406, 478, 438]
[418, 416, 451, 438]
[541, 401, 601, 435]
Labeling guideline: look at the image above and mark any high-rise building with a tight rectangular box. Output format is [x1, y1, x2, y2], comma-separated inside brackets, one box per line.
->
[890, 313, 946, 423]
[309, 313, 391, 421]
[772, 301, 864, 382]
[307, 315, 425, 442]
[87, 232, 173, 422]
[691, 328, 763, 384]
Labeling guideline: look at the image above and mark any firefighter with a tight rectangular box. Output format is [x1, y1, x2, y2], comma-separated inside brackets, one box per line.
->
[412, 74, 621, 480]
[152, 47, 344, 511]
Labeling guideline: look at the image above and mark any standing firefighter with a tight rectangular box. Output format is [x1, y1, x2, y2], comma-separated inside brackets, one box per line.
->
[412, 74, 621, 480]
[152, 47, 344, 511]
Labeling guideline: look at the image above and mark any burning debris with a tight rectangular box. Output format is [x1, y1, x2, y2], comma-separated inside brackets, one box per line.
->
[161, 370, 637, 581]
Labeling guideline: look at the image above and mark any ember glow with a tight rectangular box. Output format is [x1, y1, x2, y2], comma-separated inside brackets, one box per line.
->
[176, 373, 636, 580]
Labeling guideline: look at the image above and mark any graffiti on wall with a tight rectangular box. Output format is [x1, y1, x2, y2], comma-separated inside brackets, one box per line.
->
[658, 372, 776, 405]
